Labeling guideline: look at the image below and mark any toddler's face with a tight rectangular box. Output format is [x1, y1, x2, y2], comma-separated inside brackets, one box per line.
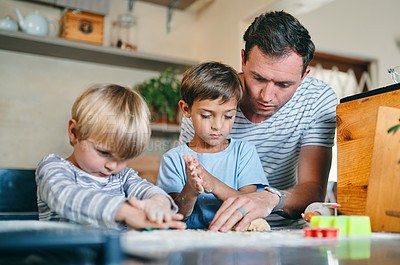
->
[190, 97, 237, 150]
[71, 140, 130, 178]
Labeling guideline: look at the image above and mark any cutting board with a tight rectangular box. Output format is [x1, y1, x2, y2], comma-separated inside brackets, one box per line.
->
[365, 106, 400, 232]
[336, 84, 400, 217]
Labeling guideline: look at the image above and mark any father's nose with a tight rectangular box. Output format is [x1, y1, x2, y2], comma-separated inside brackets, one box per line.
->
[260, 82, 275, 103]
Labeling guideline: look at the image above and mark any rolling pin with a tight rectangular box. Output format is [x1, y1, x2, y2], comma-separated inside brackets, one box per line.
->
[302, 202, 341, 223]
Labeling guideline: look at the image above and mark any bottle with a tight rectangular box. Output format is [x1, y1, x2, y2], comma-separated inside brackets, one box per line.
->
[111, 0, 137, 51]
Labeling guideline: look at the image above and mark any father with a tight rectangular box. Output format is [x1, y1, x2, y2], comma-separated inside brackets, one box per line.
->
[179, 11, 337, 231]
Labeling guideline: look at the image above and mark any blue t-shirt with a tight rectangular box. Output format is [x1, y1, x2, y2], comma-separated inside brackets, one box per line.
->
[156, 138, 268, 229]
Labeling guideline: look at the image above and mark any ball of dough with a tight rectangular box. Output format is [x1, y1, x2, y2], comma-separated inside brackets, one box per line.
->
[243, 218, 271, 232]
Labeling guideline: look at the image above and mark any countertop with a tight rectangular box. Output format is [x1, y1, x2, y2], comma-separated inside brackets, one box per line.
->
[1, 221, 399, 265]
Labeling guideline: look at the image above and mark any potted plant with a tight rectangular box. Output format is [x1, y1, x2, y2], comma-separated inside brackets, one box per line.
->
[135, 68, 182, 124]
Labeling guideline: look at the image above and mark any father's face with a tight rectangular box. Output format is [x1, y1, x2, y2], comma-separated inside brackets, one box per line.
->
[241, 46, 309, 123]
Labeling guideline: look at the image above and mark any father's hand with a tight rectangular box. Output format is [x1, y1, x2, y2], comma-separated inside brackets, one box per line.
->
[208, 190, 279, 232]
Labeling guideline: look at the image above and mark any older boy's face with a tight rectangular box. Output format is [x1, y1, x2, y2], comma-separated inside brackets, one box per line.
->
[69, 140, 129, 178]
[189, 97, 237, 152]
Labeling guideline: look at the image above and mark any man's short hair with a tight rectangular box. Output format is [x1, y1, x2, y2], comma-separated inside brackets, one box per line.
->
[243, 11, 315, 75]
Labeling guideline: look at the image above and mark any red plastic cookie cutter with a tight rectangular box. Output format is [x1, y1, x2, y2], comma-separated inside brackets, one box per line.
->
[304, 227, 338, 238]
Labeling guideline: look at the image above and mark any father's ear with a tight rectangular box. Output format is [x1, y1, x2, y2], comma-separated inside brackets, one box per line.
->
[179, 100, 191, 118]
[241, 49, 247, 71]
[67, 119, 78, 145]
[301, 67, 311, 81]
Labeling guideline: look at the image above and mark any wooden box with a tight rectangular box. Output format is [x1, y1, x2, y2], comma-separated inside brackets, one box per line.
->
[365, 106, 400, 232]
[59, 10, 104, 45]
[336, 83, 400, 232]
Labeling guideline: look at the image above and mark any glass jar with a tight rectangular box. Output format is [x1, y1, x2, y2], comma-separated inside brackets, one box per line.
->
[112, 12, 137, 51]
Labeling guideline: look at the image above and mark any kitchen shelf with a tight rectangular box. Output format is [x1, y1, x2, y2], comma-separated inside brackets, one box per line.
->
[0, 29, 196, 72]
[140, 0, 198, 10]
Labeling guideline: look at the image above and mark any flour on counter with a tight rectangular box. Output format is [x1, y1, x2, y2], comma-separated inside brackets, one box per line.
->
[121, 228, 336, 259]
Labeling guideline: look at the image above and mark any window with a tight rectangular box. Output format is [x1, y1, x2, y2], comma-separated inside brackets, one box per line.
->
[309, 52, 374, 100]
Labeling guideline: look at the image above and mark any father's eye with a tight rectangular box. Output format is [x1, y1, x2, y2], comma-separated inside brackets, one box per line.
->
[277, 82, 291, 88]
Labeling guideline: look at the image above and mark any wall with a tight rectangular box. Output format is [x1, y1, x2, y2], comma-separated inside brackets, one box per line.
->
[297, 0, 400, 88]
[1, 0, 399, 169]
[191, 0, 275, 70]
[192, 0, 400, 87]
[0, 0, 197, 168]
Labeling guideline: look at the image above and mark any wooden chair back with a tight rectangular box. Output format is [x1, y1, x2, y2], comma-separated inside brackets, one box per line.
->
[127, 156, 161, 185]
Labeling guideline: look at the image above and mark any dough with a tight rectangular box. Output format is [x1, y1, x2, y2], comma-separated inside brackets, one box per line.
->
[242, 218, 271, 232]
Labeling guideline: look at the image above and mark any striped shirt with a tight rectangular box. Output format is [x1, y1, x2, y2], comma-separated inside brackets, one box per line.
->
[179, 76, 338, 227]
[36, 154, 177, 229]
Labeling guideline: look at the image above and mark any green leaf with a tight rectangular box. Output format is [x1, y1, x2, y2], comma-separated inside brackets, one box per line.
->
[388, 123, 400, 134]
[134, 67, 182, 123]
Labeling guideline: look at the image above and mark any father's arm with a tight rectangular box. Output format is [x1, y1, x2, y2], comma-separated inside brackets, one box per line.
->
[282, 83, 336, 218]
[281, 145, 331, 218]
[209, 80, 337, 231]
[208, 145, 331, 231]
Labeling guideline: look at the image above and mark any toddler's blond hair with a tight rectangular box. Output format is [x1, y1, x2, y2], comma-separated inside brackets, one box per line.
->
[71, 84, 150, 160]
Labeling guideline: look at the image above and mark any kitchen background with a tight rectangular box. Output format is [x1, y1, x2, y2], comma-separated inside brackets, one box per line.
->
[0, 0, 399, 183]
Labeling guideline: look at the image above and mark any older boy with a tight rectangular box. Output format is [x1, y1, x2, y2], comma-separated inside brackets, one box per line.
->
[157, 62, 268, 229]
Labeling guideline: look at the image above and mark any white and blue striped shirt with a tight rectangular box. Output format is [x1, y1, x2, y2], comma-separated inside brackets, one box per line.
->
[179, 76, 338, 227]
[36, 154, 177, 229]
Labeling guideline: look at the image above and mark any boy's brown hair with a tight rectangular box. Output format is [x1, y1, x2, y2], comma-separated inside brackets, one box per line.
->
[180, 61, 242, 109]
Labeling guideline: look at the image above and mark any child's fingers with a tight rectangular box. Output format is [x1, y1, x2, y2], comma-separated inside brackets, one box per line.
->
[125, 217, 167, 230]
[163, 211, 184, 223]
[127, 197, 143, 209]
[172, 213, 184, 221]
[125, 197, 185, 230]
[147, 205, 170, 223]
[183, 155, 193, 163]
[166, 220, 187, 230]
[163, 212, 173, 223]
[152, 210, 175, 224]
[193, 177, 204, 193]
[155, 212, 164, 224]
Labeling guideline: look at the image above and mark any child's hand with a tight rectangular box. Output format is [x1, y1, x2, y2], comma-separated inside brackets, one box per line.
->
[116, 199, 186, 230]
[128, 195, 183, 225]
[118, 204, 162, 230]
[183, 155, 214, 194]
[124, 210, 186, 230]
[183, 155, 204, 194]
